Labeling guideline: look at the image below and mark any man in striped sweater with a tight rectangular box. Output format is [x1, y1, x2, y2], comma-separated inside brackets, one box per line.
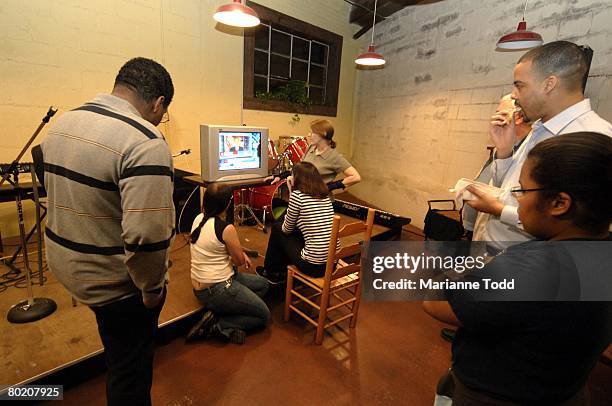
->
[41, 57, 175, 406]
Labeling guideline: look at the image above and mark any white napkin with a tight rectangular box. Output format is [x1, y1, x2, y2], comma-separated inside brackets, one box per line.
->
[450, 178, 504, 208]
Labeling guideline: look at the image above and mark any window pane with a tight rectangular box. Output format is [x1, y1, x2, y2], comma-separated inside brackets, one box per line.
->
[293, 37, 309, 60]
[309, 64, 325, 86]
[291, 60, 308, 82]
[311, 42, 327, 65]
[309, 87, 325, 105]
[255, 25, 269, 50]
[244, 6, 342, 115]
[271, 29, 291, 56]
[270, 78, 289, 93]
[254, 50, 268, 75]
[270, 54, 290, 79]
[254, 76, 268, 95]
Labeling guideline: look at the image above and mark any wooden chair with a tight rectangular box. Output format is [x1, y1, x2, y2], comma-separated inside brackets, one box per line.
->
[284, 208, 375, 344]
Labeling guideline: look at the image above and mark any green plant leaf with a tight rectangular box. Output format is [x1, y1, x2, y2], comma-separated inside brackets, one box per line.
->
[255, 80, 314, 110]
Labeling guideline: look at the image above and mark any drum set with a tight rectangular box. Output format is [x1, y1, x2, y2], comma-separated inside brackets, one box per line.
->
[234, 136, 309, 231]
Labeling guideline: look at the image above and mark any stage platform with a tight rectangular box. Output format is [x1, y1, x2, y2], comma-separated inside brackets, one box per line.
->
[0, 212, 396, 392]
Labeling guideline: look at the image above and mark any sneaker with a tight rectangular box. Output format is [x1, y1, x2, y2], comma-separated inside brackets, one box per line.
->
[229, 329, 246, 345]
[185, 310, 216, 343]
[255, 266, 285, 285]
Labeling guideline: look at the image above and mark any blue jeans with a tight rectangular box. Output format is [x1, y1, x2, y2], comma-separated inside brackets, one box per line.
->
[193, 272, 270, 337]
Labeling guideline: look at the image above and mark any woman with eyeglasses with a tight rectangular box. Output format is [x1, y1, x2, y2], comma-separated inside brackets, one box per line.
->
[424, 132, 612, 405]
[270, 119, 361, 194]
[186, 183, 270, 345]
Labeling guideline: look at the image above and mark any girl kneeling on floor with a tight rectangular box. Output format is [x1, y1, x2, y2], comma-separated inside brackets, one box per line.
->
[187, 183, 270, 345]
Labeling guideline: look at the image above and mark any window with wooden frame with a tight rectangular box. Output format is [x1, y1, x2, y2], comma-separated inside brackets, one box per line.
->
[243, 1, 343, 117]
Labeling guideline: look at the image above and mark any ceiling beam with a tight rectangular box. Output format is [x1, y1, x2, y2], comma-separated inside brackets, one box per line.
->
[348, 0, 444, 39]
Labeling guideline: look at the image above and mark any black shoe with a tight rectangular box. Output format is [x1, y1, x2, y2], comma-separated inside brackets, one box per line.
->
[185, 310, 216, 343]
[440, 328, 456, 343]
[255, 266, 285, 285]
[229, 329, 246, 345]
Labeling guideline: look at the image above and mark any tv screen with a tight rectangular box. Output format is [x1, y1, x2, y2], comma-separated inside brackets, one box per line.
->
[200, 124, 269, 182]
[218, 131, 261, 171]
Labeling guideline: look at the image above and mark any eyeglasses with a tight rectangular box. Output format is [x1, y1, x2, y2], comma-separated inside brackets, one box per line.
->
[160, 112, 170, 123]
[510, 186, 555, 197]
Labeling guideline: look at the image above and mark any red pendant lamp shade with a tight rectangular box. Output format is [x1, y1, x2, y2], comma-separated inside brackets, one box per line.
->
[496, 20, 543, 51]
[214, 0, 260, 28]
[355, 44, 386, 66]
[355, 0, 386, 67]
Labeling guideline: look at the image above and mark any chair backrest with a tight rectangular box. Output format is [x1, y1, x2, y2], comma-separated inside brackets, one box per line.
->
[424, 199, 464, 241]
[323, 208, 375, 283]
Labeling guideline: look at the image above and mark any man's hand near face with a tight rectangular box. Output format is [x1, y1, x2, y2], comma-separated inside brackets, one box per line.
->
[489, 110, 517, 159]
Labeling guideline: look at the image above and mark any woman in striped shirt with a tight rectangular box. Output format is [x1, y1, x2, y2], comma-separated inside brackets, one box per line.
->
[257, 162, 338, 284]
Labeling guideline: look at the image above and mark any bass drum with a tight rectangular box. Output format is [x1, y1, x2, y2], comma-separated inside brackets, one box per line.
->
[249, 180, 289, 220]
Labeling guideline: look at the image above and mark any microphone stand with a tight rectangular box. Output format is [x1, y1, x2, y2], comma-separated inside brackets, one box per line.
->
[5, 107, 58, 323]
[6, 165, 57, 323]
[2, 108, 54, 273]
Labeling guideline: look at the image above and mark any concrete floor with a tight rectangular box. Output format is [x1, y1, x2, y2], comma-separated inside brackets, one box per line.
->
[52, 295, 612, 406]
[56, 299, 453, 405]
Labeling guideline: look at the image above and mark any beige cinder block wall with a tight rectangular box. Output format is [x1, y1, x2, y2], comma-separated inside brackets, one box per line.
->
[350, 0, 612, 229]
[0, 0, 361, 238]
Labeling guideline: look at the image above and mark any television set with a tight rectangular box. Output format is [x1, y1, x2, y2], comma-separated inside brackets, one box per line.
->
[200, 124, 269, 182]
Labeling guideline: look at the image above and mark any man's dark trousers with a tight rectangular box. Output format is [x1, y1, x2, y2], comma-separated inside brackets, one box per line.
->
[91, 289, 166, 406]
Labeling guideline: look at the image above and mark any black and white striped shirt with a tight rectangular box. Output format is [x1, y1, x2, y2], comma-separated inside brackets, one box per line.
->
[282, 190, 338, 264]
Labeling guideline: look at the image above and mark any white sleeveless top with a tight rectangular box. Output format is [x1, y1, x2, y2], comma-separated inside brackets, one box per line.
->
[190, 214, 233, 283]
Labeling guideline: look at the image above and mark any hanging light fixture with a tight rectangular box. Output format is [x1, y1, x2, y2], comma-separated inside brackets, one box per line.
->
[213, 0, 260, 28]
[496, 0, 543, 51]
[355, 0, 385, 66]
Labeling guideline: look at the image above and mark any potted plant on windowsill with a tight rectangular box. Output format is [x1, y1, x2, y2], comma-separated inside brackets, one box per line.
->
[255, 80, 312, 125]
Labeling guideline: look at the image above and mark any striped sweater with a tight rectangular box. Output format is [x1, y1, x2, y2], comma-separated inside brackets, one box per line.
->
[282, 190, 339, 264]
[41, 94, 175, 306]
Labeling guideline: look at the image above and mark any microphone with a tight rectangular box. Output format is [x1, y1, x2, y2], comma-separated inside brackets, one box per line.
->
[42, 106, 58, 123]
[172, 149, 191, 158]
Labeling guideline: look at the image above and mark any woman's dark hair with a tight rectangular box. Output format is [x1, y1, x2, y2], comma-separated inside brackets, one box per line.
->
[527, 132, 612, 234]
[292, 162, 329, 199]
[190, 183, 232, 243]
[114, 57, 174, 108]
[310, 119, 336, 148]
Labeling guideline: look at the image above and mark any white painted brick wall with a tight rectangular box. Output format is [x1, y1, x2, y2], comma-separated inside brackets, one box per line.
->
[352, 0, 612, 229]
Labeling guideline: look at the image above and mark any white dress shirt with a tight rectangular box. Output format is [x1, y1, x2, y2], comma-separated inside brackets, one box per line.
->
[473, 98, 612, 250]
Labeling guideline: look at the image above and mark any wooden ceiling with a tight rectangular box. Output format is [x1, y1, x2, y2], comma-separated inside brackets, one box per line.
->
[347, 0, 444, 39]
